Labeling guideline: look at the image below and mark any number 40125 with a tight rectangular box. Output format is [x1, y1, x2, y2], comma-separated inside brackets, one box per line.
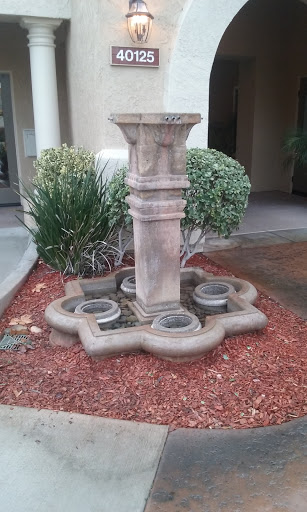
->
[111, 46, 159, 67]
[116, 49, 154, 63]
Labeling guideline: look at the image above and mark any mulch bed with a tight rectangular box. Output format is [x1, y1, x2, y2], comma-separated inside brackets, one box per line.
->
[0, 255, 306, 430]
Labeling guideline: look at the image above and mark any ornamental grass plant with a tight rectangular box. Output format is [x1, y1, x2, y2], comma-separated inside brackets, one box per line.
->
[21, 169, 112, 275]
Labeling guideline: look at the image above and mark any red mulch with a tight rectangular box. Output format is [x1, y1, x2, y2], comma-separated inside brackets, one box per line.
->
[0, 255, 306, 430]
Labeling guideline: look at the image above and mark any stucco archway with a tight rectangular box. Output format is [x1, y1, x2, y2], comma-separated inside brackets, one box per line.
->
[167, 0, 307, 152]
[165, 0, 249, 148]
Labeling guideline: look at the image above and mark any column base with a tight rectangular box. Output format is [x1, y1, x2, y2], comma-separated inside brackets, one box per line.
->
[130, 300, 185, 324]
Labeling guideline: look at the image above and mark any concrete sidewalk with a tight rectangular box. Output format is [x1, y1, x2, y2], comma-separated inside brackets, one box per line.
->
[0, 405, 306, 512]
[0, 405, 168, 512]
[0, 207, 38, 317]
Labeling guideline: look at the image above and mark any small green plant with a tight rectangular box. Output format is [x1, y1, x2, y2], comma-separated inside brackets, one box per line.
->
[0, 142, 8, 178]
[21, 170, 112, 275]
[283, 130, 307, 167]
[106, 166, 133, 266]
[181, 148, 250, 266]
[0, 141, 6, 159]
[33, 143, 95, 191]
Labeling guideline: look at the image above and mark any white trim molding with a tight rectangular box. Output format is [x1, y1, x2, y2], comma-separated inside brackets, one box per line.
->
[96, 149, 129, 180]
[0, 1, 71, 20]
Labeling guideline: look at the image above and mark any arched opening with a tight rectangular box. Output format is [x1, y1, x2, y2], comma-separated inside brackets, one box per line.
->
[208, 0, 307, 193]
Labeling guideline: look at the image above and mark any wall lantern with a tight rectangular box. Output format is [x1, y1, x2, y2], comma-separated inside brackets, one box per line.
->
[126, 0, 154, 44]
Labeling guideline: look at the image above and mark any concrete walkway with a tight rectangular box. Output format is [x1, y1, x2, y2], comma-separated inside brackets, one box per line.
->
[0, 207, 37, 316]
[145, 417, 307, 512]
[0, 406, 305, 512]
[0, 405, 168, 512]
[144, 221, 307, 511]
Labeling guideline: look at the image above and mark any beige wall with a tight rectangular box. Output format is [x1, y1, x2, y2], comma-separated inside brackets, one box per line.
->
[65, 0, 307, 192]
[66, 0, 186, 153]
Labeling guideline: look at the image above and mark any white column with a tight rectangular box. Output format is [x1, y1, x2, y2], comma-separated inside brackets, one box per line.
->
[21, 17, 62, 156]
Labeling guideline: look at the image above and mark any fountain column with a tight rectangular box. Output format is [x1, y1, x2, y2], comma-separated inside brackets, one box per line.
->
[111, 113, 201, 319]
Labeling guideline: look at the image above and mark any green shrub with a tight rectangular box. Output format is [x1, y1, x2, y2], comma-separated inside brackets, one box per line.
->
[104, 149, 250, 267]
[181, 148, 250, 266]
[21, 170, 111, 275]
[106, 166, 133, 266]
[33, 143, 95, 191]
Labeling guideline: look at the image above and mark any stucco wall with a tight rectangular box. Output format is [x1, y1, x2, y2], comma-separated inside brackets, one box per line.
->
[0, 0, 71, 21]
[2, 0, 307, 194]
[167, 0, 249, 148]
[66, 0, 186, 154]
[65, 0, 258, 156]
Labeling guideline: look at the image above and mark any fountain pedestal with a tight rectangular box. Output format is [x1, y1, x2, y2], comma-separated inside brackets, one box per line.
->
[110, 113, 201, 319]
[45, 113, 268, 362]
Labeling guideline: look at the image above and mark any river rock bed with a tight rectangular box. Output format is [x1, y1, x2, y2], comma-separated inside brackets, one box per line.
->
[90, 283, 220, 331]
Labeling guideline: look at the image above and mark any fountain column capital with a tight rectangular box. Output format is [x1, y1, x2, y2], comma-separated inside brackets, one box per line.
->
[110, 113, 201, 180]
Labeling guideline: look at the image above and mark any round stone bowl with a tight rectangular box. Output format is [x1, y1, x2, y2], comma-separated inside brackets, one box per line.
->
[120, 275, 136, 296]
[193, 281, 236, 313]
[152, 312, 201, 333]
[75, 299, 121, 325]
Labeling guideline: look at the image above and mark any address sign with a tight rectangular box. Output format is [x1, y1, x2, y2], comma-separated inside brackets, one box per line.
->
[111, 46, 159, 67]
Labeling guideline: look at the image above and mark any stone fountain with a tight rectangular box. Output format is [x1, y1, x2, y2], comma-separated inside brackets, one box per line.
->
[45, 113, 267, 362]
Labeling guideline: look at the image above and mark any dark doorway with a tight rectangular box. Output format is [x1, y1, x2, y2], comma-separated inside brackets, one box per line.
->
[208, 59, 239, 158]
[292, 77, 307, 196]
[0, 73, 19, 205]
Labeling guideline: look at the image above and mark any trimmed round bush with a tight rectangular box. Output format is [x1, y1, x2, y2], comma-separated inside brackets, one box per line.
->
[104, 149, 251, 267]
[183, 148, 250, 236]
[181, 148, 251, 265]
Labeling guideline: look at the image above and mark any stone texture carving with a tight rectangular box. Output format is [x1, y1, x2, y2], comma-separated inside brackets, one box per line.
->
[110, 113, 201, 316]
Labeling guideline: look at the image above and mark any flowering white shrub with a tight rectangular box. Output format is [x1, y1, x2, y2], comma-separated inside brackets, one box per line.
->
[33, 143, 95, 190]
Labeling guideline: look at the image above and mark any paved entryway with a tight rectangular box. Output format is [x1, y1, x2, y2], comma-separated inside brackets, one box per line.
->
[145, 417, 307, 512]
[234, 191, 307, 234]
[204, 241, 307, 320]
